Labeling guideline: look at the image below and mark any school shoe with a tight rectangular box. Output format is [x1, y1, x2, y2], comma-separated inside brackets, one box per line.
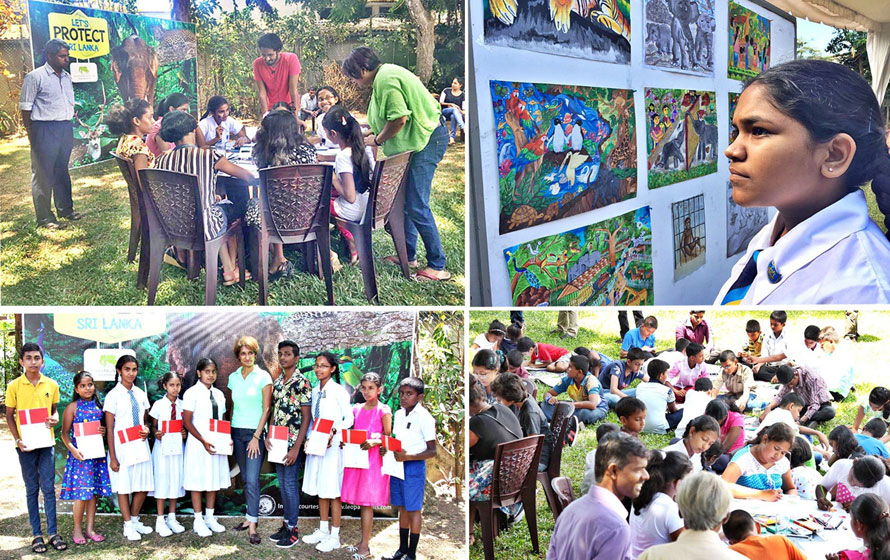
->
[315, 533, 341, 552]
[155, 517, 173, 537]
[303, 527, 330, 544]
[123, 523, 142, 541]
[166, 515, 186, 534]
[204, 513, 226, 533]
[276, 527, 300, 549]
[382, 550, 407, 560]
[269, 522, 290, 542]
[193, 516, 212, 537]
[131, 518, 153, 535]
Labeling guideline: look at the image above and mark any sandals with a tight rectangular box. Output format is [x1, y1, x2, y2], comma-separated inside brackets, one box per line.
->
[413, 268, 452, 282]
[31, 537, 47, 553]
[249, 532, 261, 545]
[85, 532, 105, 542]
[352, 553, 373, 560]
[222, 269, 252, 286]
[269, 260, 294, 281]
[234, 522, 250, 531]
[72, 535, 86, 545]
[383, 255, 419, 268]
[48, 535, 68, 551]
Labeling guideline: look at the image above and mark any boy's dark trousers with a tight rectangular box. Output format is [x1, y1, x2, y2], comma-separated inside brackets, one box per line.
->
[16, 446, 57, 536]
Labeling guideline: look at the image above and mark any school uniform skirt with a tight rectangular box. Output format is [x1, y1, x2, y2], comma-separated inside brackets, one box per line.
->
[302, 444, 344, 499]
[151, 441, 185, 499]
[108, 440, 155, 495]
[182, 435, 231, 492]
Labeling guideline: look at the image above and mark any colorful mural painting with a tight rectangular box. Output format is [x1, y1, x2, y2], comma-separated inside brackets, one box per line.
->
[728, 1, 770, 81]
[726, 181, 768, 257]
[491, 80, 637, 234]
[671, 194, 706, 280]
[729, 91, 740, 121]
[483, 0, 631, 63]
[503, 206, 653, 306]
[645, 87, 717, 189]
[644, 0, 715, 75]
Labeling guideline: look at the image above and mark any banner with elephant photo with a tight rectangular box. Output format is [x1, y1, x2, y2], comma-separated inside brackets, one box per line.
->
[27, 0, 197, 168]
[22, 310, 415, 518]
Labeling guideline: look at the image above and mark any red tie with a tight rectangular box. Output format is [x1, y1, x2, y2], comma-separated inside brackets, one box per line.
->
[171, 402, 177, 420]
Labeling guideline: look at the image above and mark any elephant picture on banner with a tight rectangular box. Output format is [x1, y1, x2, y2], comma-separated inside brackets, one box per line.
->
[110, 35, 159, 103]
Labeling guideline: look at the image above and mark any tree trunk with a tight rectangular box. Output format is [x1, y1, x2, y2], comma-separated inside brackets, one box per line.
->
[406, 0, 435, 85]
[172, 0, 191, 23]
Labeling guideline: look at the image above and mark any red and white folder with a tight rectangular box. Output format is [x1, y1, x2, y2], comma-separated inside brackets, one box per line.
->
[305, 418, 334, 457]
[267, 425, 290, 464]
[116, 425, 150, 466]
[207, 419, 232, 455]
[341, 429, 369, 470]
[160, 419, 183, 456]
[18, 408, 54, 450]
[381, 436, 404, 479]
[73, 420, 105, 460]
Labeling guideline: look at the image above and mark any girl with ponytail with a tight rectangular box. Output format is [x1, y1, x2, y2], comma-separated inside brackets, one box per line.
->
[827, 493, 890, 560]
[322, 105, 376, 262]
[716, 58, 890, 305]
[629, 450, 692, 556]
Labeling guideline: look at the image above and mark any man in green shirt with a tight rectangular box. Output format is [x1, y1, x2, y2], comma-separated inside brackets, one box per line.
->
[342, 47, 451, 281]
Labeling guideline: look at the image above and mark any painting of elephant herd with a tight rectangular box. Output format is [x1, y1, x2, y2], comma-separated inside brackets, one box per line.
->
[28, 1, 197, 168]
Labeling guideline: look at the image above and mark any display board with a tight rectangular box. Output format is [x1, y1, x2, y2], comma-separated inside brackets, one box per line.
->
[27, 0, 197, 168]
[21, 311, 414, 518]
[469, 0, 795, 306]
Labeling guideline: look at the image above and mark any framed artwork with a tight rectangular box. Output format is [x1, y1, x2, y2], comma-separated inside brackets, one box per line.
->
[492, 81, 637, 233]
[726, 181, 768, 257]
[644, 0, 715, 75]
[728, 1, 770, 81]
[483, 0, 631, 63]
[645, 88, 717, 189]
[503, 206, 653, 306]
[671, 194, 706, 279]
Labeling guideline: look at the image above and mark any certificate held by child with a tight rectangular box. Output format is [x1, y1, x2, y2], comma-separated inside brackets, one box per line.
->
[160, 419, 183, 456]
[18, 408, 55, 450]
[73, 420, 105, 459]
[305, 418, 334, 456]
[116, 425, 150, 466]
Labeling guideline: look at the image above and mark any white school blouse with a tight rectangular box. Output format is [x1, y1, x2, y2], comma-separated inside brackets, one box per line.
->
[182, 382, 227, 434]
[393, 404, 436, 455]
[104, 383, 150, 429]
[198, 115, 243, 146]
[715, 191, 890, 304]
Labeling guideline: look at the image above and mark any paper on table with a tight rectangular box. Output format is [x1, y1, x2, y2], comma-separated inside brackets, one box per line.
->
[305, 418, 334, 457]
[207, 419, 232, 456]
[160, 420, 183, 456]
[18, 408, 54, 450]
[73, 420, 105, 460]
[342, 429, 369, 470]
[267, 425, 290, 464]
[381, 436, 404, 479]
[116, 425, 150, 466]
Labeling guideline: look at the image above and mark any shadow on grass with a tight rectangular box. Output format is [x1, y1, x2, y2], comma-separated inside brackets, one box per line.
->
[0, 139, 465, 305]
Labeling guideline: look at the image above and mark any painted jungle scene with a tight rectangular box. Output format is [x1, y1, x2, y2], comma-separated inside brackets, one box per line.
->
[491, 80, 637, 234]
[503, 206, 653, 306]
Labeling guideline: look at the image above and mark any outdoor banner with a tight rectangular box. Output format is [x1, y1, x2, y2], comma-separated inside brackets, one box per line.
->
[27, 0, 198, 168]
[22, 311, 415, 518]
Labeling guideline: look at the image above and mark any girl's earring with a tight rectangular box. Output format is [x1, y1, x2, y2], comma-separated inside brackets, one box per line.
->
[829, 167, 833, 172]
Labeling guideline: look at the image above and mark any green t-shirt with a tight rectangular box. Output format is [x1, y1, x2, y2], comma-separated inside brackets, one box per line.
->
[368, 63, 441, 156]
[227, 366, 273, 429]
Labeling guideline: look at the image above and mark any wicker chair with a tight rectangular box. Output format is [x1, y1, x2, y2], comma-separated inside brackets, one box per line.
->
[537, 401, 575, 519]
[254, 164, 334, 305]
[550, 476, 575, 520]
[138, 168, 245, 305]
[111, 152, 149, 287]
[470, 434, 543, 560]
[334, 151, 413, 303]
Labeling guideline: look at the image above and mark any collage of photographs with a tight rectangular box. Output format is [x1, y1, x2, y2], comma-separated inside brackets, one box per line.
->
[0, 0, 890, 559]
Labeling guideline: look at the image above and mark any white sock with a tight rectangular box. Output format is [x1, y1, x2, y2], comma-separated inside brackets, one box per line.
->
[124, 519, 133, 528]
[167, 513, 176, 521]
[330, 526, 340, 537]
[132, 515, 140, 524]
[194, 512, 203, 520]
[205, 508, 214, 518]
[319, 520, 329, 533]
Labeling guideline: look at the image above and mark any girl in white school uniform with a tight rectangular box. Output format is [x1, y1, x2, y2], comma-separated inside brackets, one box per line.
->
[149, 372, 186, 537]
[302, 351, 354, 552]
[717, 59, 890, 305]
[103, 355, 155, 541]
[182, 358, 230, 537]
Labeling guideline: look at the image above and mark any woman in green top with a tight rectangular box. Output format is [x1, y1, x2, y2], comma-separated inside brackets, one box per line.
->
[341, 46, 451, 281]
[226, 335, 273, 544]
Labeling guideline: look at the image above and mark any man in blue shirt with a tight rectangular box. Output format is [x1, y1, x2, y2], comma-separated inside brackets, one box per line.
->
[620, 315, 658, 358]
[19, 39, 81, 229]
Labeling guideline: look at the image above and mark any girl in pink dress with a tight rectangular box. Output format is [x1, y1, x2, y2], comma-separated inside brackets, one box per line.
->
[341, 373, 392, 560]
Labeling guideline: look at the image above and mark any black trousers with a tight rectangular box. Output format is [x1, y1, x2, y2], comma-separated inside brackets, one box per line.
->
[754, 364, 779, 382]
[618, 311, 644, 339]
[807, 402, 836, 425]
[30, 120, 74, 223]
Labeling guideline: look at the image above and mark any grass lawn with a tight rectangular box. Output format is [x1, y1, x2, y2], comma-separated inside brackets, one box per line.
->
[0, 136, 465, 305]
[468, 309, 889, 559]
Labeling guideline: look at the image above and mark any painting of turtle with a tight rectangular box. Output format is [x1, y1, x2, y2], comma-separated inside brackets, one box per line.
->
[645, 87, 717, 189]
[492, 80, 637, 234]
[503, 206, 653, 306]
[484, 0, 631, 63]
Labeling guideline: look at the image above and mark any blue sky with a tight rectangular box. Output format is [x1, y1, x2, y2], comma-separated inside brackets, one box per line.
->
[797, 18, 837, 55]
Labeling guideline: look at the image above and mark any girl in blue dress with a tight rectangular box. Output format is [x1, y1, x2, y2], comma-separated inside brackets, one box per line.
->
[60, 371, 112, 544]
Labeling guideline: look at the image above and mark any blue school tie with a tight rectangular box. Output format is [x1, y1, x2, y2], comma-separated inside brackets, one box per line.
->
[720, 250, 761, 305]
[128, 390, 140, 426]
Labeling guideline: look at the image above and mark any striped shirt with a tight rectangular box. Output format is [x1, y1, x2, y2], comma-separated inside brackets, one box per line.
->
[19, 63, 75, 121]
[730, 445, 789, 490]
[154, 146, 226, 239]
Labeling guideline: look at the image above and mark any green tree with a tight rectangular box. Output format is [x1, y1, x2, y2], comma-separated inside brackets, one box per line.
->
[826, 28, 868, 77]
[796, 38, 830, 61]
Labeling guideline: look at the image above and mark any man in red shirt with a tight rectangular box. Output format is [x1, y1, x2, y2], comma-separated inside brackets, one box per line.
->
[253, 33, 301, 118]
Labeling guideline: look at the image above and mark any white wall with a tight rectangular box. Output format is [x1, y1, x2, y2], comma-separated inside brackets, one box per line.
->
[469, 0, 795, 306]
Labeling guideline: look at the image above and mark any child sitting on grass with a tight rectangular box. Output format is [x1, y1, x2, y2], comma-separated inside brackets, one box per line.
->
[856, 418, 890, 458]
[472, 320, 506, 352]
[852, 386, 890, 436]
[580, 423, 621, 495]
[675, 377, 713, 436]
[789, 436, 821, 500]
[599, 347, 649, 407]
[540, 355, 608, 429]
[491, 372, 553, 472]
[724, 509, 806, 559]
[504, 350, 530, 379]
[517, 337, 571, 373]
[500, 323, 523, 355]
[616, 396, 647, 438]
[738, 320, 764, 369]
[635, 360, 681, 435]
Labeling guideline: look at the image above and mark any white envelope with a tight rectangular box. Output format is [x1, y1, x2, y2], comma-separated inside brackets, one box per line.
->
[381, 451, 404, 480]
[304, 430, 330, 457]
[343, 444, 369, 470]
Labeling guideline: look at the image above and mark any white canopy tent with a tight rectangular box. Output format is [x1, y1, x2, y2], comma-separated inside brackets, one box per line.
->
[768, 0, 890, 101]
